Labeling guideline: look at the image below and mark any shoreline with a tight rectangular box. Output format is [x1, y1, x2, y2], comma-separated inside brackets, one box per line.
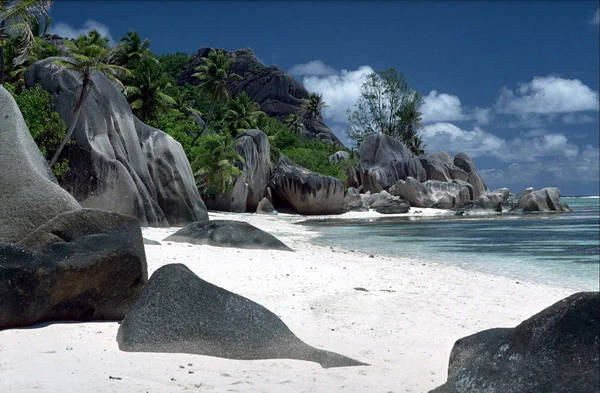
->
[0, 211, 580, 393]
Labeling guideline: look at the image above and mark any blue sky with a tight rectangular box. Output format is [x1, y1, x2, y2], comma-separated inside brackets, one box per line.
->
[49, 1, 600, 196]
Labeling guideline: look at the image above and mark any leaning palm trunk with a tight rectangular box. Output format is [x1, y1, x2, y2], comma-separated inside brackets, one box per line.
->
[49, 78, 90, 167]
[190, 100, 216, 145]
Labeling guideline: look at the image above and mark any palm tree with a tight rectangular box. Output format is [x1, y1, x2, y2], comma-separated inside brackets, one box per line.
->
[190, 49, 241, 144]
[0, 0, 52, 83]
[192, 133, 244, 196]
[222, 92, 265, 137]
[284, 113, 304, 134]
[49, 36, 130, 167]
[124, 57, 175, 122]
[301, 92, 327, 129]
[112, 30, 153, 68]
[397, 91, 426, 156]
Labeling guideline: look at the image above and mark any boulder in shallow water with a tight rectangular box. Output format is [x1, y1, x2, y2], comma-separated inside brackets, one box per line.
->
[510, 187, 570, 213]
[118, 264, 368, 368]
[164, 220, 292, 251]
[430, 292, 600, 393]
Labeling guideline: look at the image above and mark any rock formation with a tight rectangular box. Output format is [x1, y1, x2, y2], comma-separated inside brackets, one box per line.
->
[359, 134, 426, 193]
[164, 220, 292, 251]
[431, 292, 600, 393]
[233, 130, 271, 211]
[453, 152, 488, 199]
[510, 187, 571, 213]
[179, 48, 341, 144]
[118, 264, 367, 368]
[25, 57, 208, 227]
[1, 209, 147, 330]
[0, 85, 81, 243]
[270, 156, 345, 215]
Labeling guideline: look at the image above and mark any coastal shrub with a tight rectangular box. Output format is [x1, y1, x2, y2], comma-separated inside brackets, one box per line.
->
[10, 84, 71, 178]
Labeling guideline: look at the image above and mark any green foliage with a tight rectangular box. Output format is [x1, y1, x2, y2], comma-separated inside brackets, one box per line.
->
[11, 83, 70, 177]
[112, 30, 153, 69]
[222, 92, 265, 137]
[347, 68, 426, 155]
[147, 109, 199, 158]
[124, 57, 175, 122]
[191, 132, 243, 196]
[157, 52, 192, 82]
[301, 92, 327, 129]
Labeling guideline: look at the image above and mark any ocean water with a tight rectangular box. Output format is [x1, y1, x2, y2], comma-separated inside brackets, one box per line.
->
[302, 197, 600, 291]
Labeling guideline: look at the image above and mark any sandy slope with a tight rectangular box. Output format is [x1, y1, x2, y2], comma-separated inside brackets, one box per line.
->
[0, 211, 575, 393]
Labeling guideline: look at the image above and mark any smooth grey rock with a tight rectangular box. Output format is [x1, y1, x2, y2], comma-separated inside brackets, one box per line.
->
[270, 156, 345, 215]
[419, 151, 453, 183]
[344, 187, 364, 211]
[423, 180, 471, 209]
[453, 152, 488, 199]
[359, 134, 426, 193]
[233, 130, 271, 211]
[164, 220, 292, 251]
[452, 179, 475, 201]
[25, 58, 207, 226]
[180, 48, 341, 144]
[118, 264, 368, 368]
[475, 192, 505, 212]
[521, 187, 535, 197]
[492, 187, 511, 203]
[375, 200, 410, 214]
[256, 197, 277, 215]
[1, 209, 147, 330]
[143, 238, 161, 246]
[0, 85, 81, 243]
[203, 172, 249, 213]
[391, 177, 435, 208]
[329, 151, 350, 164]
[365, 190, 395, 208]
[430, 292, 600, 393]
[510, 187, 571, 213]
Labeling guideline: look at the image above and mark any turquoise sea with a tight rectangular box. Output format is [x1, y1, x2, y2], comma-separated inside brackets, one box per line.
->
[302, 197, 600, 291]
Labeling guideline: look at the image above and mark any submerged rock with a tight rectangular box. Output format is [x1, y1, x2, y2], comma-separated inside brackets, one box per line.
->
[118, 264, 368, 368]
[430, 292, 600, 393]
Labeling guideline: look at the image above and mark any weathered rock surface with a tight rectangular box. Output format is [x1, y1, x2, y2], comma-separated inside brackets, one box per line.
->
[510, 187, 571, 213]
[179, 48, 341, 144]
[430, 292, 600, 393]
[365, 190, 395, 208]
[0, 85, 81, 243]
[475, 192, 505, 212]
[118, 264, 367, 368]
[164, 220, 292, 251]
[452, 179, 475, 201]
[419, 151, 454, 183]
[359, 134, 426, 193]
[344, 187, 364, 211]
[329, 151, 350, 164]
[256, 197, 277, 215]
[375, 200, 410, 214]
[391, 177, 434, 208]
[423, 180, 471, 209]
[25, 58, 207, 226]
[233, 130, 271, 211]
[453, 152, 488, 199]
[270, 156, 345, 215]
[1, 209, 147, 330]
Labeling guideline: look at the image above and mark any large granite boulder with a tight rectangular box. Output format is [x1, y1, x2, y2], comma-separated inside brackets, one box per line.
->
[179, 48, 341, 144]
[359, 134, 426, 193]
[1, 209, 147, 330]
[510, 187, 571, 213]
[118, 264, 367, 368]
[375, 200, 410, 214]
[233, 130, 271, 211]
[365, 190, 395, 208]
[25, 58, 208, 226]
[0, 85, 81, 243]
[329, 151, 350, 164]
[423, 180, 471, 209]
[430, 292, 600, 393]
[452, 179, 475, 201]
[270, 156, 345, 215]
[475, 192, 505, 212]
[344, 187, 364, 211]
[164, 220, 292, 251]
[390, 177, 434, 208]
[256, 197, 277, 215]
[453, 152, 488, 199]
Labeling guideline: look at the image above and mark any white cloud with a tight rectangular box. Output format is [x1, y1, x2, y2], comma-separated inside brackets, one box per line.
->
[289, 60, 337, 77]
[561, 113, 597, 124]
[422, 122, 580, 162]
[49, 20, 113, 44]
[591, 9, 600, 25]
[300, 64, 374, 123]
[495, 76, 599, 115]
[421, 90, 468, 123]
[472, 107, 493, 125]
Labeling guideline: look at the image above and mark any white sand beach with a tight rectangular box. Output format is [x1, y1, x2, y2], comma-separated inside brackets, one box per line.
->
[0, 211, 576, 393]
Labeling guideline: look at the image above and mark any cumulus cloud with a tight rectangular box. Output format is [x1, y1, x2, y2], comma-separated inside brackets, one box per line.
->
[422, 122, 580, 162]
[300, 64, 374, 123]
[421, 90, 468, 123]
[495, 76, 599, 115]
[289, 60, 337, 77]
[49, 20, 113, 43]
